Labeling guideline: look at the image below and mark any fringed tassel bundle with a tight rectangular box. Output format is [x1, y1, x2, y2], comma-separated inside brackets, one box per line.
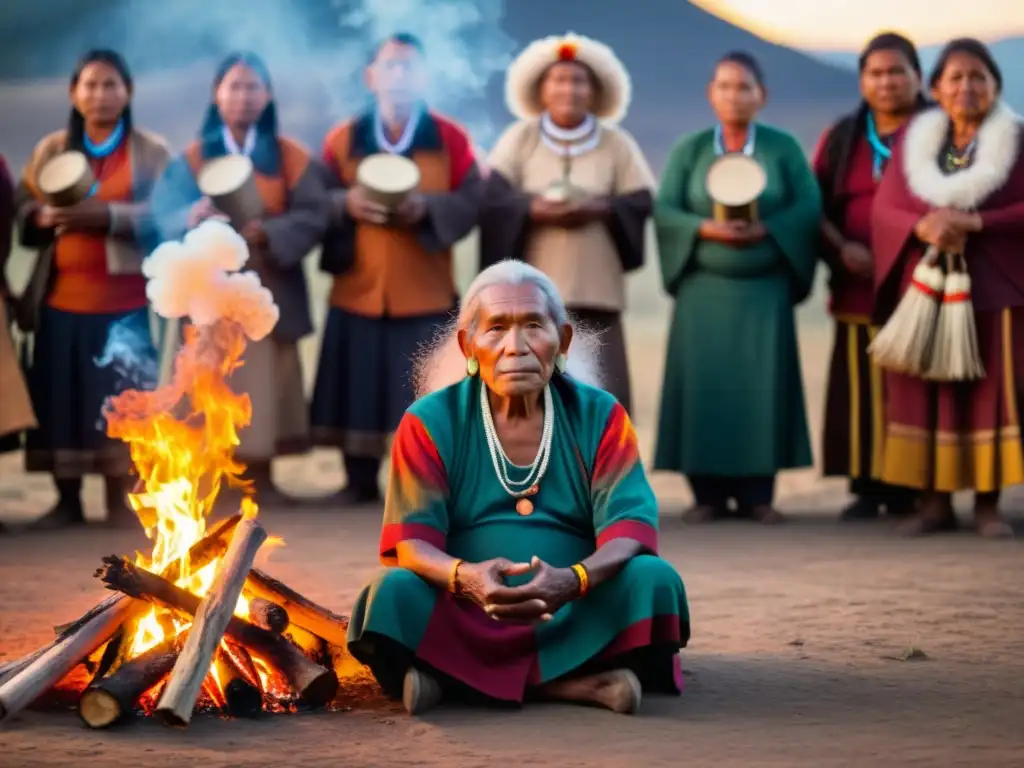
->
[869, 246, 945, 375]
[923, 254, 985, 381]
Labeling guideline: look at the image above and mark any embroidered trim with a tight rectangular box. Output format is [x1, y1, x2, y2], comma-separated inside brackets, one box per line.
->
[903, 102, 1021, 209]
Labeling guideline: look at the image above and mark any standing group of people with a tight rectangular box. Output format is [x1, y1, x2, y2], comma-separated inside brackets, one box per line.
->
[0, 29, 1020, 540]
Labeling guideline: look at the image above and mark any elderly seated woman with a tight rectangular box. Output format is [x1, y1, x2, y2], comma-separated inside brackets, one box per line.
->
[346, 260, 690, 715]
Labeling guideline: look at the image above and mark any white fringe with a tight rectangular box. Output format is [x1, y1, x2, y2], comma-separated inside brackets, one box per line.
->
[922, 271, 986, 381]
[869, 258, 945, 375]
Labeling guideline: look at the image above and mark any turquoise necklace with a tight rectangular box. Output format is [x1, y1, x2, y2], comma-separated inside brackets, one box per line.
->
[81, 118, 125, 197]
[865, 113, 892, 181]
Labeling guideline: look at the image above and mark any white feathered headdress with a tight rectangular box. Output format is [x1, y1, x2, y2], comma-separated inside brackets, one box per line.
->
[505, 32, 633, 125]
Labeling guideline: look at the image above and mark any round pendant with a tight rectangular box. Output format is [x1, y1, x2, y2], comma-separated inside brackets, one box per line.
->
[516, 498, 534, 516]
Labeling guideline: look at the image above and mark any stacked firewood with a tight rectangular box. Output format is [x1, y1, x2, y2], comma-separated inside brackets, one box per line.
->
[0, 511, 369, 728]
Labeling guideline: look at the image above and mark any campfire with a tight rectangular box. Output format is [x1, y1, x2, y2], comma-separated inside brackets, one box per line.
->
[0, 222, 370, 728]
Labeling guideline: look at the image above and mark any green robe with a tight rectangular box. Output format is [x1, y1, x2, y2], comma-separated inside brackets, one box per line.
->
[346, 375, 689, 703]
[653, 125, 820, 476]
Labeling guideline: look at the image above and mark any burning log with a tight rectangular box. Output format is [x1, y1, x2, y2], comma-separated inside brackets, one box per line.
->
[52, 513, 243, 637]
[154, 514, 267, 726]
[78, 635, 184, 729]
[97, 556, 338, 709]
[285, 624, 325, 663]
[247, 597, 289, 634]
[246, 570, 349, 646]
[212, 646, 261, 719]
[0, 598, 137, 724]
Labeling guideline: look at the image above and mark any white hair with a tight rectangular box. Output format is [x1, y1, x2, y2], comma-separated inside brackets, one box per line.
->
[413, 261, 604, 397]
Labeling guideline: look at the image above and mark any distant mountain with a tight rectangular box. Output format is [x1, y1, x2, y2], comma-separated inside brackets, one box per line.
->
[807, 37, 1023, 111]
[0, 0, 858, 171]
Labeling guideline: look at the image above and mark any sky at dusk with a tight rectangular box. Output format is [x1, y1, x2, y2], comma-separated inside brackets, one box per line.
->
[693, 0, 1024, 48]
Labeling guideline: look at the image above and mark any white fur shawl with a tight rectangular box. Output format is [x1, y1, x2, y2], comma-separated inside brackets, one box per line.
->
[903, 102, 1022, 209]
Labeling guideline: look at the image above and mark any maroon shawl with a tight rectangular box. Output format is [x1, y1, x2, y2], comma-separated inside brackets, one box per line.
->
[871, 103, 1024, 320]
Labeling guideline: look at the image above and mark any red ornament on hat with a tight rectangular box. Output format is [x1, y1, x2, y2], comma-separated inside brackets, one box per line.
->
[556, 41, 578, 61]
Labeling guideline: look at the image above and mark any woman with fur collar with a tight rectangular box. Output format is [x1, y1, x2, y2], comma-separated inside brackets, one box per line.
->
[871, 38, 1024, 538]
[478, 33, 655, 414]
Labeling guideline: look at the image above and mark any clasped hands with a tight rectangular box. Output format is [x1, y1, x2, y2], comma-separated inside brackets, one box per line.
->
[345, 185, 426, 227]
[529, 195, 609, 228]
[914, 207, 982, 253]
[699, 218, 767, 245]
[457, 555, 582, 623]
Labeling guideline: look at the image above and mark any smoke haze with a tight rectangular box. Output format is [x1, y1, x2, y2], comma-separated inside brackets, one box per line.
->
[0, 0, 516, 147]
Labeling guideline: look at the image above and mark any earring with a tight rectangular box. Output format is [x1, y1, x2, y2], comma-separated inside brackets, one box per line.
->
[555, 354, 567, 374]
[466, 357, 479, 376]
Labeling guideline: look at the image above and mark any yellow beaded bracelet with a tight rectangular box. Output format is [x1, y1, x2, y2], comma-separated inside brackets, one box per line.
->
[448, 559, 464, 595]
[571, 563, 589, 598]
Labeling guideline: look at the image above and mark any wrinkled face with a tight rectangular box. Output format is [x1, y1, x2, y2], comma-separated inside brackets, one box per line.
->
[71, 61, 130, 126]
[459, 283, 571, 398]
[860, 49, 920, 115]
[215, 63, 270, 129]
[366, 40, 428, 107]
[540, 62, 594, 125]
[932, 51, 998, 122]
[708, 61, 764, 125]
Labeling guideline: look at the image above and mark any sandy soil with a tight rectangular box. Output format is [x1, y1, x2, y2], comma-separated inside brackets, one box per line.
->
[2, 276, 1024, 766]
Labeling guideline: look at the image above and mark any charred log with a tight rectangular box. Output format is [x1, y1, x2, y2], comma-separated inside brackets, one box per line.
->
[245, 569, 349, 647]
[78, 635, 184, 729]
[52, 513, 242, 637]
[97, 556, 338, 708]
[247, 597, 289, 635]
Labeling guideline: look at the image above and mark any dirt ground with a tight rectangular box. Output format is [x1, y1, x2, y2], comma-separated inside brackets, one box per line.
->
[2, 303, 1024, 766]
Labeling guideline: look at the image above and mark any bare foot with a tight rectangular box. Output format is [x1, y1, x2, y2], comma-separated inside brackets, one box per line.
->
[539, 669, 642, 714]
[402, 667, 442, 715]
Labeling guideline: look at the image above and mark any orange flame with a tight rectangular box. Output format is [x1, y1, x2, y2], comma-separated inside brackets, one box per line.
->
[103, 319, 264, 699]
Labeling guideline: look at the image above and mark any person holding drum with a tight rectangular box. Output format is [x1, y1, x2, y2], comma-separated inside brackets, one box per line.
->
[814, 33, 928, 522]
[478, 32, 655, 414]
[653, 51, 821, 524]
[313, 33, 483, 506]
[870, 40, 1024, 538]
[150, 52, 329, 508]
[14, 49, 171, 530]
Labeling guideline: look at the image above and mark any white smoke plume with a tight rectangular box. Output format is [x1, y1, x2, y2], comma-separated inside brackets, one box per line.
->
[143, 220, 279, 341]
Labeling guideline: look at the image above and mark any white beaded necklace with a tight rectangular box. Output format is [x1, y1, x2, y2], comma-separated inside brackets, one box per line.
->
[374, 104, 422, 155]
[540, 112, 600, 158]
[479, 382, 554, 498]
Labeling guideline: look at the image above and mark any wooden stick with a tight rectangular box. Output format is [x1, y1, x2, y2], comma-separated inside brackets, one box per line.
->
[212, 647, 261, 718]
[78, 635, 184, 729]
[245, 570, 349, 647]
[247, 597, 289, 634]
[154, 515, 267, 726]
[285, 624, 325, 663]
[97, 556, 338, 707]
[52, 513, 242, 638]
[0, 597, 136, 724]
[325, 642, 365, 680]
